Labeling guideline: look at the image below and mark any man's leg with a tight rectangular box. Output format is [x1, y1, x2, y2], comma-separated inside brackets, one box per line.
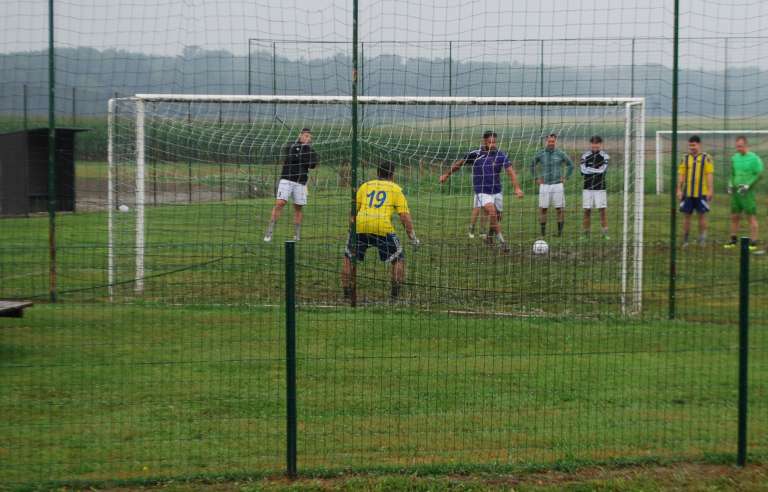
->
[682, 212, 692, 245]
[556, 208, 565, 237]
[292, 204, 303, 241]
[264, 199, 287, 242]
[599, 208, 609, 238]
[726, 213, 741, 247]
[469, 206, 481, 238]
[539, 208, 548, 236]
[341, 255, 353, 294]
[582, 207, 591, 237]
[697, 211, 708, 245]
[749, 214, 759, 244]
[390, 259, 405, 299]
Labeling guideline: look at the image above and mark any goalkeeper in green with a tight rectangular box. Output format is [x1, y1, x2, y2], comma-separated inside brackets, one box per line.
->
[724, 136, 764, 251]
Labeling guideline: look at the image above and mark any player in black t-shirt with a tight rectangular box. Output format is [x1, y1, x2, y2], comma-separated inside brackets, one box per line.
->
[580, 135, 610, 239]
[264, 128, 319, 242]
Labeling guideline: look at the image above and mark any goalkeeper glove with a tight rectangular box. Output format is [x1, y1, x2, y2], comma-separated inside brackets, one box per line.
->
[738, 184, 750, 195]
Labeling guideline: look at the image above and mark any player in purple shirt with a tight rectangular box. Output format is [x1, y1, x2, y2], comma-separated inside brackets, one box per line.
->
[439, 131, 523, 251]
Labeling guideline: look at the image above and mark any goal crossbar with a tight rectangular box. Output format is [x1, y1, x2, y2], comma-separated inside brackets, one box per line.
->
[130, 94, 644, 106]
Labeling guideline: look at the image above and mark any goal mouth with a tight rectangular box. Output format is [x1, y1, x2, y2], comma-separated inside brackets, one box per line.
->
[107, 95, 645, 315]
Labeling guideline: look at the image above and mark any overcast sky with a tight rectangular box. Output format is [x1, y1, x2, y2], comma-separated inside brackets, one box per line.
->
[2, 0, 768, 67]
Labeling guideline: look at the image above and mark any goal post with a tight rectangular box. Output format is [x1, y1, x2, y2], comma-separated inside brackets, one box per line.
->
[655, 130, 768, 195]
[107, 94, 645, 314]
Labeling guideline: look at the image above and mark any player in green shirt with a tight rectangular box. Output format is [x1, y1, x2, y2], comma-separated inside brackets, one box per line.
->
[724, 136, 764, 251]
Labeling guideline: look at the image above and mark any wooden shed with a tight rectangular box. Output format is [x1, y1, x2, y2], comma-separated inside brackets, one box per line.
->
[0, 127, 88, 216]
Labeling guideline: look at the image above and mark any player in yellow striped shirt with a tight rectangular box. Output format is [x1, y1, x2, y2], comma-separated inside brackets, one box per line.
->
[342, 161, 419, 301]
[676, 135, 714, 246]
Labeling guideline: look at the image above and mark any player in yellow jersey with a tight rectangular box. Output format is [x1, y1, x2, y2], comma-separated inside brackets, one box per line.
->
[676, 135, 714, 246]
[342, 161, 419, 301]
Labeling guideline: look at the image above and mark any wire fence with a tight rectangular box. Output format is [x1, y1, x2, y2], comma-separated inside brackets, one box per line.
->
[2, 0, 768, 487]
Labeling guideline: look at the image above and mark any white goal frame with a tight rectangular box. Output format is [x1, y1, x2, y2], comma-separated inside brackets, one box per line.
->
[107, 94, 645, 313]
[655, 130, 768, 195]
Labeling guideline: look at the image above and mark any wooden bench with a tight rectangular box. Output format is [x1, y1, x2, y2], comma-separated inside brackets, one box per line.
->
[0, 301, 33, 318]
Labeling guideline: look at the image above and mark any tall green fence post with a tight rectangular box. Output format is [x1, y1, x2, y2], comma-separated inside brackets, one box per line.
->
[285, 240, 298, 478]
[668, 0, 680, 319]
[350, 0, 360, 307]
[47, 0, 57, 303]
[447, 40, 453, 196]
[737, 236, 750, 466]
[23, 84, 28, 129]
[539, 39, 544, 136]
[72, 86, 76, 125]
[722, 38, 729, 179]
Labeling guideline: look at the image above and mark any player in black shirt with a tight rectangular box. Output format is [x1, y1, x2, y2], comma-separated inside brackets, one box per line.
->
[264, 128, 319, 242]
[580, 135, 610, 239]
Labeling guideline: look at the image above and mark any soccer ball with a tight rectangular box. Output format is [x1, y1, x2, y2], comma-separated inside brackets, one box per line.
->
[532, 239, 549, 255]
[118, 204, 130, 213]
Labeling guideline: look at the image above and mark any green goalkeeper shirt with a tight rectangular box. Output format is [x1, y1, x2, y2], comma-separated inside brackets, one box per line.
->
[730, 151, 764, 189]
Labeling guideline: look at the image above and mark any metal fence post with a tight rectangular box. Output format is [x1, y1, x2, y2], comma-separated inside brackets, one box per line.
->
[668, 0, 680, 319]
[737, 236, 750, 466]
[285, 240, 298, 478]
[23, 84, 28, 129]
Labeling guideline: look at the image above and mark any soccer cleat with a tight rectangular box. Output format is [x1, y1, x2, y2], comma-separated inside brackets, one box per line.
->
[293, 235, 300, 242]
[499, 241, 511, 253]
[681, 241, 689, 249]
[263, 234, 272, 243]
[468, 232, 476, 239]
[603, 234, 611, 240]
[753, 249, 766, 256]
[749, 244, 759, 252]
[723, 242, 737, 249]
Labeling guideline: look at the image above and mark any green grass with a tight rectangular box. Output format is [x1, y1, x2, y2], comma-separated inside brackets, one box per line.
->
[1, 303, 766, 486]
[2, 128, 768, 486]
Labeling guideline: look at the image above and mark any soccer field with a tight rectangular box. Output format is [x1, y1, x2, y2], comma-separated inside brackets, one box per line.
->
[1, 170, 767, 485]
[2, 304, 767, 484]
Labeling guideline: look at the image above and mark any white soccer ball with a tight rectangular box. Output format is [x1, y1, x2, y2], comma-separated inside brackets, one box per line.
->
[532, 239, 549, 256]
[118, 204, 130, 213]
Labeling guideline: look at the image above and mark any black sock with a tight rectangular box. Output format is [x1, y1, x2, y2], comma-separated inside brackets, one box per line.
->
[390, 283, 401, 300]
[683, 233, 689, 243]
[343, 287, 352, 299]
[557, 222, 564, 236]
[540, 223, 546, 236]
[731, 235, 737, 244]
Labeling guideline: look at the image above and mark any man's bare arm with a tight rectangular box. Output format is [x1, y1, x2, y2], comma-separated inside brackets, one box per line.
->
[505, 166, 524, 198]
[439, 159, 466, 183]
[399, 212, 415, 238]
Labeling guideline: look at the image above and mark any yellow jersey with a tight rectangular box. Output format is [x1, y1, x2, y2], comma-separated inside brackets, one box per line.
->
[678, 153, 714, 198]
[355, 179, 410, 235]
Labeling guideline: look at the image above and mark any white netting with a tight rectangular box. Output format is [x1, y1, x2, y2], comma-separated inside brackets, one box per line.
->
[109, 95, 644, 313]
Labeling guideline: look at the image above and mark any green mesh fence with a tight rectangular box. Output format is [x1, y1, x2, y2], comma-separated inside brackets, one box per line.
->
[1, 0, 767, 488]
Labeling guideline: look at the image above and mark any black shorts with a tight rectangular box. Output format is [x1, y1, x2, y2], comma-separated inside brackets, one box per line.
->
[345, 233, 404, 263]
[679, 197, 710, 214]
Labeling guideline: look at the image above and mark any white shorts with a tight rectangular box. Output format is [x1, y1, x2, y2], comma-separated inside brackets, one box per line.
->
[582, 190, 607, 209]
[473, 192, 503, 212]
[538, 183, 565, 209]
[276, 179, 307, 206]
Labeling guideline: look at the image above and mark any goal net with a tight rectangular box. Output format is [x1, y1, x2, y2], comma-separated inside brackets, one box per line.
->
[108, 94, 645, 314]
[655, 130, 768, 195]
